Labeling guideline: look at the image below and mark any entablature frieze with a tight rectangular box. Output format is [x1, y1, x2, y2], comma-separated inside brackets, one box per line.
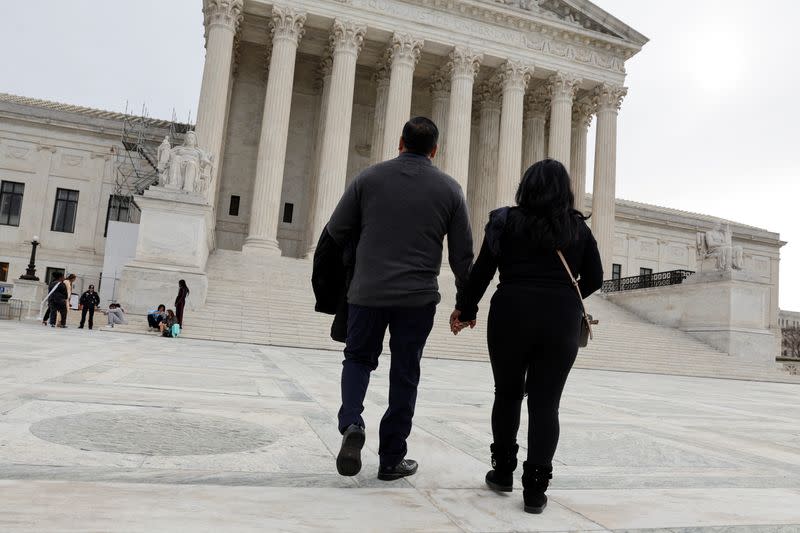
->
[241, 0, 639, 85]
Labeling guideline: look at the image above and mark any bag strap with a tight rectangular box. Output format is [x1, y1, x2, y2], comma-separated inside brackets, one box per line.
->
[556, 250, 594, 336]
[42, 282, 61, 304]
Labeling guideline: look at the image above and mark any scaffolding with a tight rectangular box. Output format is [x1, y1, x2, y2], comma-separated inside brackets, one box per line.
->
[112, 104, 191, 222]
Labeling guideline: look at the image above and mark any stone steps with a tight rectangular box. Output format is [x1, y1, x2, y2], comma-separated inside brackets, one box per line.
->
[111, 252, 798, 383]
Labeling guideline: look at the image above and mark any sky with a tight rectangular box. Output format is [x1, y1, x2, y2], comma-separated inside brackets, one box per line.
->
[1, 1, 798, 309]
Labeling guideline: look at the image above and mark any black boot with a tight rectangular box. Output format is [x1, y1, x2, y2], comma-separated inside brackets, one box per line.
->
[485, 443, 519, 492]
[522, 462, 552, 514]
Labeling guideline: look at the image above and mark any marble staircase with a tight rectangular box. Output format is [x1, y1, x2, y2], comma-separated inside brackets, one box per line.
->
[116, 250, 797, 383]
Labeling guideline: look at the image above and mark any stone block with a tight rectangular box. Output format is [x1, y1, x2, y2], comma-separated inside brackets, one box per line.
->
[606, 270, 778, 365]
[10, 278, 46, 319]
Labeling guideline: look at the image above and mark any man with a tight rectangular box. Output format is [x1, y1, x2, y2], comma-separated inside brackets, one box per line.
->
[325, 117, 474, 480]
[78, 285, 100, 329]
[47, 272, 68, 328]
[147, 304, 167, 331]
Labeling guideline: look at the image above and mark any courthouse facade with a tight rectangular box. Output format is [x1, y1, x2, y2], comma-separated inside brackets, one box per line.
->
[0, 1, 785, 339]
[199, 0, 647, 272]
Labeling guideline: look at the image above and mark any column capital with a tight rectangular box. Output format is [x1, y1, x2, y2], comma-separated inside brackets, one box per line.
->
[312, 47, 334, 93]
[548, 72, 581, 102]
[524, 84, 550, 119]
[203, 0, 244, 35]
[572, 95, 595, 129]
[475, 80, 502, 111]
[270, 5, 307, 45]
[388, 32, 424, 68]
[498, 60, 532, 93]
[593, 83, 628, 112]
[430, 67, 451, 100]
[373, 50, 392, 87]
[330, 19, 367, 57]
[232, 28, 243, 76]
[448, 46, 483, 81]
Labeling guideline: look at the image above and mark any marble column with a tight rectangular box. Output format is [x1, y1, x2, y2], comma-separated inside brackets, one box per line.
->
[443, 46, 482, 191]
[522, 84, 549, 171]
[429, 67, 451, 166]
[570, 96, 594, 211]
[547, 72, 581, 171]
[380, 33, 423, 161]
[496, 61, 531, 207]
[303, 51, 334, 256]
[243, 6, 306, 255]
[195, 0, 243, 206]
[470, 81, 502, 247]
[591, 83, 627, 273]
[369, 55, 391, 165]
[305, 19, 366, 257]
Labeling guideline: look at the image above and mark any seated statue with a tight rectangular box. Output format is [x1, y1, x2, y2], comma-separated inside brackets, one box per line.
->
[696, 221, 744, 271]
[160, 131, 213, 194]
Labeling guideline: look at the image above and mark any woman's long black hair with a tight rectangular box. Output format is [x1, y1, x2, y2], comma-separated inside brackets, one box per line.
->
[179, 279, 189, 294]
[512, 158, 588, 249]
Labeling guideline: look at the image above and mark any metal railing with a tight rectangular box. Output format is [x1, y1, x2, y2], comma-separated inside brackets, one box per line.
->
[602, 270, 695, 293]
[0, 299, 23, 321]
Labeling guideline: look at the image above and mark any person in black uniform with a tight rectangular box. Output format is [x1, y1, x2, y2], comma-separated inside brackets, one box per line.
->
[78, 285, 100, 329]
[47, 272, 69, 328]
[452, 159, 603, 514]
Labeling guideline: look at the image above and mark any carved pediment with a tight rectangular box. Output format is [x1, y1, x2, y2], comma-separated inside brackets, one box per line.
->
[482, 0, 644, 42]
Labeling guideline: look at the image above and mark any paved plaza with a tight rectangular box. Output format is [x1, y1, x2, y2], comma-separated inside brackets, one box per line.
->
[0, 320, 799, 532]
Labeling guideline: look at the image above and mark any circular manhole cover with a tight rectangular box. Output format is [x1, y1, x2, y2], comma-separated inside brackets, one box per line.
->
[30, 410, 273, 456]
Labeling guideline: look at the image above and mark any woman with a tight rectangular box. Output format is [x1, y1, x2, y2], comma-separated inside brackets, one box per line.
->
[105, 303, 127, 327]
[175, 280, 189, 328]
[452, 159, 602, 514]
[159, 309, 177, 337]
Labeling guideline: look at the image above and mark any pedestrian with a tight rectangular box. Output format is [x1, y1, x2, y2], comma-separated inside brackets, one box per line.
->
[159, 309, 178, 337]
[452, 159, 603, 514]
[324, 117, 474, 481]
[41, 271, 60, 325]
[78, 284, 100, 329]
[63, 273, 77, 321]
[104, 303, 127, 327]
[175, 280, 189, 328]
[46, 272, 68, 328]
[147, 304, 167, 331]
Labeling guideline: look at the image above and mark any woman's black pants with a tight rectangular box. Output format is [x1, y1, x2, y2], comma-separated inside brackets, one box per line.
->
[486, 286, 580, 466]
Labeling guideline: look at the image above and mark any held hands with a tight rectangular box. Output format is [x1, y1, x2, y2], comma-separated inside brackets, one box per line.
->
[449, 309, 476, 335]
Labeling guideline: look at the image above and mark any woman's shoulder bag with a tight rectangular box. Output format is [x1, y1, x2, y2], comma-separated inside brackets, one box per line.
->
[556, 250, 598, 348]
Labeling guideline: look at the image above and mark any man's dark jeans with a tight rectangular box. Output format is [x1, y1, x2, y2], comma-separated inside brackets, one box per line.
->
[49, 302, 67, 327]
[338, 303, 436, 467]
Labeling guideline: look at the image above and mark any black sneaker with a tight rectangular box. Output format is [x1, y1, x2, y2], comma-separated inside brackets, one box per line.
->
[378, 459, 418, 481]
[78, 326, 84, 329]
[336, 424, 365, 477]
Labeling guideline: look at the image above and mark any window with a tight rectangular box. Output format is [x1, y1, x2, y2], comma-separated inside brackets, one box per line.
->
[282, 202, 294, 224]
[45, 267, 64, 284]
[640, 267, 653, 276]
[229, 195, 240, 216]
[51, 188, 79, 233]
[0, 181, 25, 226]
[612, 264, 622, 280]
[104, 195, 136, 236]
[0, 262, 8, 282]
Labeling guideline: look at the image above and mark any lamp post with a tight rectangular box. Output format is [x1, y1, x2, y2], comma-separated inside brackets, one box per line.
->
[20, 236, 40, 281]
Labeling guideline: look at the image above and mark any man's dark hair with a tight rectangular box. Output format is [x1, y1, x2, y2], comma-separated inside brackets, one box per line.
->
[401, 117, 439, 156]
[53, 272, 64, 281]
[158, 304, 166, 311]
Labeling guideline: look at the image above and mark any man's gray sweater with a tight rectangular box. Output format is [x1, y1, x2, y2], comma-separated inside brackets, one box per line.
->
[326, 152, 474, 308]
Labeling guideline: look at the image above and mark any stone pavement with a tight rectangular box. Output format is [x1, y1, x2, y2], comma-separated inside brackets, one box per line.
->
[0, 320, 799, 532]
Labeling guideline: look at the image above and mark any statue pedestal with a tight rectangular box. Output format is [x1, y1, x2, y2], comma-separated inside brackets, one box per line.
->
[117, 189, 212, 314]
[11, 278, 46, 319]
[606, 269, 779, 366]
